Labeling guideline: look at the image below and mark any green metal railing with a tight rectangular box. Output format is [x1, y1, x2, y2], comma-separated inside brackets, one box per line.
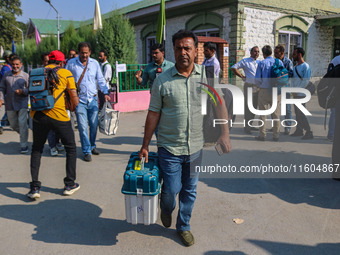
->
[228, 61, 233, 84]
[119, 62, 235, 92]
[24, 62, 234, 92]
[118, 64, 149, 92]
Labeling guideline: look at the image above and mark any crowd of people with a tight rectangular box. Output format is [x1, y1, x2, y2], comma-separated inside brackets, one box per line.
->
[0, 42, 114, 199]
[0, 29, 338, 247]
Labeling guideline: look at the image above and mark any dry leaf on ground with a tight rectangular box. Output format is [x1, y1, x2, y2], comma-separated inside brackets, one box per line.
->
[233, 218, 244, 224]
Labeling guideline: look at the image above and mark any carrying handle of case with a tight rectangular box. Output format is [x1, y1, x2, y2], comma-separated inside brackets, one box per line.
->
[141, 157, 145, 171]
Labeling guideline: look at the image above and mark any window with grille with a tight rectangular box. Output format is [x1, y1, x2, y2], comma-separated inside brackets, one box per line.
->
[278, 31, 302, 59]
[146, 36, 156, 63]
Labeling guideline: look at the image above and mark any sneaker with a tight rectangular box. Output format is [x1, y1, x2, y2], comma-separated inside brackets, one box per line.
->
[84, 154, 92, 162]
[284, 129, 290, 135]
[63, 183, 80, 196]
[56, 143, 64, 152]
[177, 231, 195, 246]
[0, 127, 3, 135]
[21, 146, 29, 154]
[161, 211, 172, 228]
[255, 136, 265, 141]
[27, 187, 40, 199]
[50, 147, 58, 156]
[273, 137, 279, 142]
[91, 148, 100, 155]
[302, 131, 313, 140]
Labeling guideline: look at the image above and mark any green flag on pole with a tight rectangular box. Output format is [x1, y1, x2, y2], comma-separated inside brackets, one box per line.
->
[156, 0, 166, 43]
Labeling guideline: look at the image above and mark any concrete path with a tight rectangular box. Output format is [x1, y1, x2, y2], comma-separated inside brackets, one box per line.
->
[0, 96, 339, 255]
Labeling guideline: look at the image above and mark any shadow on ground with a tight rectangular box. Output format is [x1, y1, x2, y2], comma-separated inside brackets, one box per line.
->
[199, 149, 340, 209]
[247, 239, 340, 255]
[0, 182, 181, 246]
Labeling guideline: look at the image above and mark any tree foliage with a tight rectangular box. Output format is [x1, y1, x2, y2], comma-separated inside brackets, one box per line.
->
[16, 10, 138, 68]
[97, 11, 137, 64]
[60, 23, 84, 54]
[0, 0, 23, 50]
[16, 36, 58, 67]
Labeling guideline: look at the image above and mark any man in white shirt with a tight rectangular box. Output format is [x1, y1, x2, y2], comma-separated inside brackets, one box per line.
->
[98, 50, 112, 110]
[231, 46, 260, 134]
[202, 42, 220, 77]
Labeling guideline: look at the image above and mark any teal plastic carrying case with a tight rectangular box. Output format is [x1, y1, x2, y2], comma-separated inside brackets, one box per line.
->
[121, 152, 160, 196]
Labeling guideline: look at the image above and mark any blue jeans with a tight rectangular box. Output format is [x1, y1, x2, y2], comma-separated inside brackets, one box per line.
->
[76, 98, 99, 155]
[328, 108, 336, 139]
[158, 147, 201, 231]
[284, 93, 292, 131]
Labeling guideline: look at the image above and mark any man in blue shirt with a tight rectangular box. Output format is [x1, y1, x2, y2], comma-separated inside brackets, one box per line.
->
[135, 43, 174, 91]
[202, 41, 221, 77]
[255, 45, 284, 141]
[274, 45, 294, 135]
[66, 42, 110, 162]
[232, 46, 260, 134]
[290, 47, 313, 140]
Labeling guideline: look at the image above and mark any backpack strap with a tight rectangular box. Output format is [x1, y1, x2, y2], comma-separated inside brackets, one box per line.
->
[76, 61, 88, 89]
[294, 66, 303, 80]
[5, 64, 12, 70]
[102, 62, 108, 73]
[54, 89, 65, 104]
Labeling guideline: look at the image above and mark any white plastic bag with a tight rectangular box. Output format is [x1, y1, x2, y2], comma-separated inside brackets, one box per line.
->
[99, 102, 119, 136]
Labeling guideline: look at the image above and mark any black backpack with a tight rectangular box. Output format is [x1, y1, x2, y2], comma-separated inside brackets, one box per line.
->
[317, 64, 340, 128]
[317, 64, 340, 109]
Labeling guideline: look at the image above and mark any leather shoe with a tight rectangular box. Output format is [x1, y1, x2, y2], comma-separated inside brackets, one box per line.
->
[160, 211, 172, 228]
[301, 131, 313, 140]
[84, 154, 92, 162]
[177, 231, 195, 246]
[290, 131, 303, 137]
[255, 136, 265, 141]
[91, 148, 100, 155]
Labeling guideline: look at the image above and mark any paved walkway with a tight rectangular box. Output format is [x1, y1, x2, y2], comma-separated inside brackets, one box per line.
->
[0, 96, 339, 255]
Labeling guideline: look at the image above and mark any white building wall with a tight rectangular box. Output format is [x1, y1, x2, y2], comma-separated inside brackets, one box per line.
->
[306, 22, 333, 77]
[213, 8, 232, 43]
[134, 24, 144, 64]
[163, 15, 190, 63]
[243, 7, 334, 77]
[134, 8, 232, 64]
[243, 7, 282, 58]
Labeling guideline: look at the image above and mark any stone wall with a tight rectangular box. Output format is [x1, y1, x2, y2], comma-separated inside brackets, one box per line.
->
[134, 5, 334, 77]
[134, 24, 144, 64]
[243, 7, 283, 58]
[306, 22, 334, 77]
[134, 8, 231, 65]
[243, 7, 334, 77]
